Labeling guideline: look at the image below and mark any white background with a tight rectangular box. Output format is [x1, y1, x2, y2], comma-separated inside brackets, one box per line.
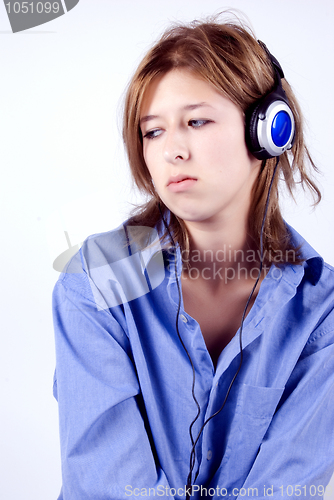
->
[0, 1, 333, 499]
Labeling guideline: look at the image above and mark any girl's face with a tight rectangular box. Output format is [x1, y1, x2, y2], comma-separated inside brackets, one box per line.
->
[140, 69, 261, 227]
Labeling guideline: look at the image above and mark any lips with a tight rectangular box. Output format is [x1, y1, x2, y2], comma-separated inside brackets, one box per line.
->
[167, 174, 197, 193]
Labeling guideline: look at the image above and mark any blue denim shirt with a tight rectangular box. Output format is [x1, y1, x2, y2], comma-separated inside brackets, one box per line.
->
[53, 223, 334, 499]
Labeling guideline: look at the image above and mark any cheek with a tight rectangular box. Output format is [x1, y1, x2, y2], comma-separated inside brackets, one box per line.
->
[143, 151, 164, 190]
[202, 135, 241, 173]
[143, 140, 161, 168]
[142, 146, 155, 178]
[142, 143, 149, 169]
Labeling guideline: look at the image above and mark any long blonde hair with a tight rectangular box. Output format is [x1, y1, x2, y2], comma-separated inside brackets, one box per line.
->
[123, 15, 320, 264]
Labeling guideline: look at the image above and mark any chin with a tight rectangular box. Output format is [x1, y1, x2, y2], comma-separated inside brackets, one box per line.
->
[162, 197, 217, 223]
[172, 208, 213, 223]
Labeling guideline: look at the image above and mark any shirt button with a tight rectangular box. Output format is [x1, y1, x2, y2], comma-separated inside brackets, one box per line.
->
[207, 450, 212, 460]
[180, 314, 188, 323]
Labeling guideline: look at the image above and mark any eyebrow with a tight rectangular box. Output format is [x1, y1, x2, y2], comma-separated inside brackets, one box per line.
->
[139, 102, 213, 125]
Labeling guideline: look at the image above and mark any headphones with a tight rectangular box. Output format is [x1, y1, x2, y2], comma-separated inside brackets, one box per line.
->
[245, 41, 295, 160]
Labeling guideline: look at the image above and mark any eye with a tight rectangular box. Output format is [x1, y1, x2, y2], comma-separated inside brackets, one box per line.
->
[143, 128, 163, 140]
[188, 119, 212, 128]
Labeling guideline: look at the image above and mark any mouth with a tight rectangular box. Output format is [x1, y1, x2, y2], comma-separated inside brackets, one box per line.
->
[167, 174, 197, 193]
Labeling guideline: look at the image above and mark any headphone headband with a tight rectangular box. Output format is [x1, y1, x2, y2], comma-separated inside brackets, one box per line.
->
[258, 40, 285, 82]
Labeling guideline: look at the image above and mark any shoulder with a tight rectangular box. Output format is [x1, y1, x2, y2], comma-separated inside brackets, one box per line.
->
[284, 224, 334, 344]
[54, 220, 166, 311]
[285, 222, 334, 288]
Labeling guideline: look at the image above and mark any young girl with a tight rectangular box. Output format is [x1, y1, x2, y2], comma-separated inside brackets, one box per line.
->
[53, 15, 334, 500]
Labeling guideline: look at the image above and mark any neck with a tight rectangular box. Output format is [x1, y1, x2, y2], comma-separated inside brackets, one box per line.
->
[186, 209, 252, 256]
[182, 213, 262, 285]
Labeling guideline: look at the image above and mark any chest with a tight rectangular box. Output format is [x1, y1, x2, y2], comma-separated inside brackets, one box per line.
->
[181, 275, 259, 367]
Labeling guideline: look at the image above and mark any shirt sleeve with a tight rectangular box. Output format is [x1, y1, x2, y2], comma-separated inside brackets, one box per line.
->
[237, 310, 334, 499]
[52, 271, 174, 500]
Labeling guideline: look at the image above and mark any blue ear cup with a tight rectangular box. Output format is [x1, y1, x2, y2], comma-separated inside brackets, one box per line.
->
[245, 42, 295, 160]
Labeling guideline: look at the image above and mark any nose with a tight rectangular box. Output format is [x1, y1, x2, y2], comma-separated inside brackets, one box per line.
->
[163, 130, 190, 164]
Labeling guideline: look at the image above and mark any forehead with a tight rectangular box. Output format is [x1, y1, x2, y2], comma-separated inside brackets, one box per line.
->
[140, 69, 227, 117]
